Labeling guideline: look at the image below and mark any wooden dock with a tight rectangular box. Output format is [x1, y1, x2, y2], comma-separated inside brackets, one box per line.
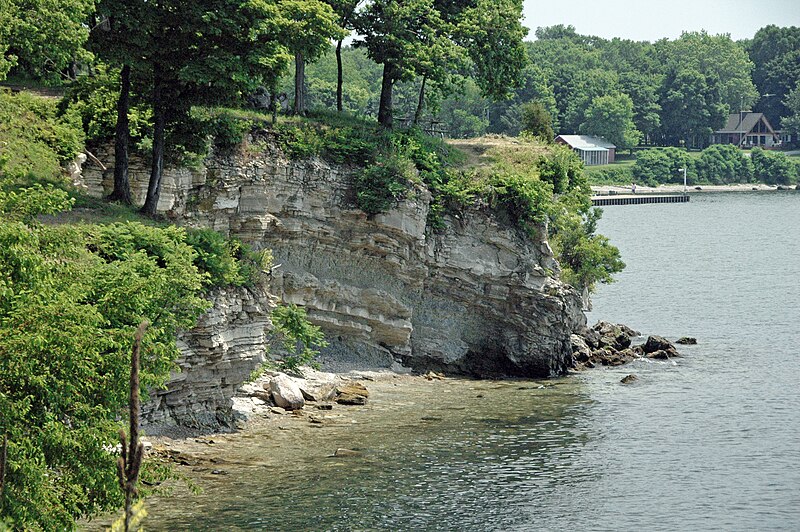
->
[591, 194, 689, 206]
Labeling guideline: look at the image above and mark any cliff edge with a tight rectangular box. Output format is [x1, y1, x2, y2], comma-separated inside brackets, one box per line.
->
[82, 134, 586, 382]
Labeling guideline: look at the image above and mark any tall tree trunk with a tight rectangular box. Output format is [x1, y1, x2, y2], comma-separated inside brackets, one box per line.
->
[293, 52, 305, 116]
[336, 39, 344, 113]
[108, 64, 132, 205]
[142, 81, 165, 217]
[414, 76, 427, 125]
[378, 64, 394, 129]
[270, 91, 278, 124]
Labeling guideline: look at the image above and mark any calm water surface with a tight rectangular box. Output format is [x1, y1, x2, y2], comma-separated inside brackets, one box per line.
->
[145, 192, 800, 531]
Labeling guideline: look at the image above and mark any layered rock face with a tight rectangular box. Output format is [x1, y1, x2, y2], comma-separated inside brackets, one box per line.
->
[82, 135, 585, 378]
[142, 286, 274, 430]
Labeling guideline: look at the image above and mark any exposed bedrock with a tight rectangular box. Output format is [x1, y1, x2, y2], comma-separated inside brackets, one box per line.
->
[82, 136, 586, 383]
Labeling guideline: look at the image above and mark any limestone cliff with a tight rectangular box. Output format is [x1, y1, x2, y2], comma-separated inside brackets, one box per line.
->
[82, 134, 585, 382]
[142, 286, 274, 430]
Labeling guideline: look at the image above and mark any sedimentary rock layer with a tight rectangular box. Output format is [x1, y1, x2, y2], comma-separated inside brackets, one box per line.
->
[82, 135, 585, 424]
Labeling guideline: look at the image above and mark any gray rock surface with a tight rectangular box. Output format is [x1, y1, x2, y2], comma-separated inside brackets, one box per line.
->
[80, 135, 588, 428]
[142, 286, 273, 431]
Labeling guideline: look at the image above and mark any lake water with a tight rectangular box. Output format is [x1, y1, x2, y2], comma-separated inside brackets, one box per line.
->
[143, 192, 800, 531]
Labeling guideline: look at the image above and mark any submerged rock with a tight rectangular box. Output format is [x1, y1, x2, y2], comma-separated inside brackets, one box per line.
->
[333, 448, 362, 457]
[620, 374, 638, 384]
[676, 337, 698, 345]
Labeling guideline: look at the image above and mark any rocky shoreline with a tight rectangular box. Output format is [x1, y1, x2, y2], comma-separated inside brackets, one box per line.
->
[146, 319, 688, 443]
[570, 320, 688, 371]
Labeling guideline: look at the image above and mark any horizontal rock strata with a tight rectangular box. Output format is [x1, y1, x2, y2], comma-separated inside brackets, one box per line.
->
[81, 135, 587, 425]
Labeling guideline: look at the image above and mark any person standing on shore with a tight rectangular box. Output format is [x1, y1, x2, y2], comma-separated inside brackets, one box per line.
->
[631, 182, 637, 194]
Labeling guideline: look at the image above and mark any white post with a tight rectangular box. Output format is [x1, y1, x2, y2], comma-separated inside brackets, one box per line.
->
[682, 167, 687, 194]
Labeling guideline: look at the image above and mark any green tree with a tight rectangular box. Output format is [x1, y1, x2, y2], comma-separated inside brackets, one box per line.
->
[658, 67, 726, 147]
[519, 101, 554, 140]
[280, 0, 343, 116]
[112, 0, 291, 216]
[0, 0, 17, 80]
[322, 0, 363, 112]
[781, 80, 800, 139]
[619, 70, 662, 143]
[5, 0, 95, 82]
[562, 68, 620, 134]
[748, 25, 800, 127]
[661, 31, 758, 115]
[356, 0, 454, 128]
[454, 0, 527, 101]
[527, 28, 606, 131]
[580, 92, 641, 151]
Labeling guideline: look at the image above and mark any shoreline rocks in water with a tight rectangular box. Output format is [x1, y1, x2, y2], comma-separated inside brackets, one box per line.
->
[571, 321, 683, 370]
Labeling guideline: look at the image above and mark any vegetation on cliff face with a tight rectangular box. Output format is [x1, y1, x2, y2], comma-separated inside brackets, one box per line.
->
[0, 91, 278, 529]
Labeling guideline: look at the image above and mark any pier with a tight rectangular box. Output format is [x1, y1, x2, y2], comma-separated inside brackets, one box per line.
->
[591, 194, 689, 206]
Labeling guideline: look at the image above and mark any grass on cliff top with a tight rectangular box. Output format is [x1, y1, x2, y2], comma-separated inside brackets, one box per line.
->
[446, 135, 550, 170]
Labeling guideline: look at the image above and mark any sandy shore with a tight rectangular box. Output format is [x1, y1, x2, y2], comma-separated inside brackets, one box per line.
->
[592, 183, 798, 195]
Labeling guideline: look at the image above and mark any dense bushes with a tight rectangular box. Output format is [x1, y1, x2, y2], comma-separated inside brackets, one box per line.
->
[0, 89, 84, 185]
[632, 147, 694, 185]
[694, 144, 753, 183]
[630, 145, 796, 186]
[586, 165, 634, 185]
[0, 217, 210, 528]
[0, 172, 269, 528]
[751, 147, 797, 185]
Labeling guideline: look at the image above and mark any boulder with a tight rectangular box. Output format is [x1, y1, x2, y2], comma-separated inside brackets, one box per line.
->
[267, 374, 305, 411]
[643, 335, 678, 356]
[579, 326, 602, 349]
[620, 374, 638, 384]
[335, 382, 369, 405]
[645, 349, 673, 360]
[592, 321, 636, 351]
[570, 334, 593, 363]
[299, 382, 337, 402]
[676, 337, 697, 345]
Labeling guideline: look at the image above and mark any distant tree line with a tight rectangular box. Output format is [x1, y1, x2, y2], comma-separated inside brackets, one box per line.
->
[289, 24, 800, 151]
[2, 3, 799, 197]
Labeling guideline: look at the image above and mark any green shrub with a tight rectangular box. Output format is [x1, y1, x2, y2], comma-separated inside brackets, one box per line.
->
[550, 201, 625, 293]
[536, 143, 585, 193]
[695, 144, 753, 184]
[271, 304, 328, 373]
[353, 155, 415, 215]
[751, 147, 797, 185]
[0, 89, 84, 184]
[632, 147, 694, 185]
[480, 169, 554, 235]
[0, 210, 211, 528]
[587, 165, 634, 185]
